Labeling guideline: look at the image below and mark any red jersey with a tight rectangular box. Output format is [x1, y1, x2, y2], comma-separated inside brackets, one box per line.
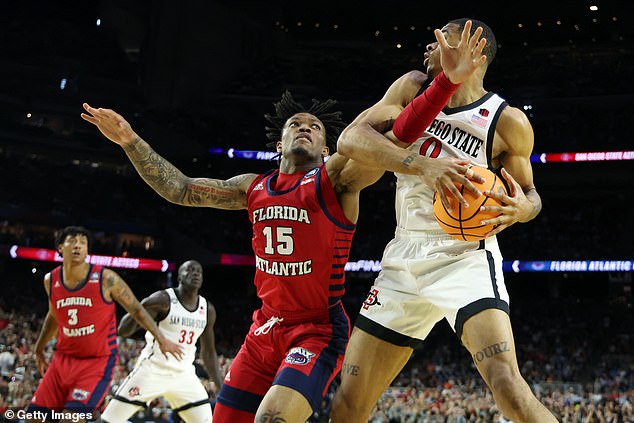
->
[49, 264, 117, 358]
[247, 165, 355, 312]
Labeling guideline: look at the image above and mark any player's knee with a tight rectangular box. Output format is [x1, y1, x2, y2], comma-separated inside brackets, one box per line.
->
[254, 409, 291, 423]
[486, 363, 531, 406]
[330, 388, 366, 422]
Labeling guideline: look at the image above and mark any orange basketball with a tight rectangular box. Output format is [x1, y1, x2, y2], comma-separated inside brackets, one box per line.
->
[433, 165, 508, 241]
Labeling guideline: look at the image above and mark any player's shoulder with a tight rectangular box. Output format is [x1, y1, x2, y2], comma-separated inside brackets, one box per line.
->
[385, 70, 428, 104]
[205, 299, 217, 323]
[205, 299, 216, 311]
[150, 289, 171, 301]
[101, 267, 117, 278]
[499, 105, 532, 129]
[143, 289, 172, 310]
[496, 105, 534, 153]
[401, 70, 428, 85]
[43, 271, 52, 294]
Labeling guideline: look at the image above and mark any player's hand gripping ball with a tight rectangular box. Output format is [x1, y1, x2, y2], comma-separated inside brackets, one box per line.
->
[433, 165, 508, 241]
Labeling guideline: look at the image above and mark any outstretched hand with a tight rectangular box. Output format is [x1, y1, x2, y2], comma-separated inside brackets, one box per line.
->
[81, 103, 137, 147]
[435, 20, 488, 84]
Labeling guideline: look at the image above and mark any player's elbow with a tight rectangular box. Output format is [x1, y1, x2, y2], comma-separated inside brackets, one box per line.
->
[336, 133, 353, 158]
[117, 317, 135, 337]
[336, 126, 361, 159]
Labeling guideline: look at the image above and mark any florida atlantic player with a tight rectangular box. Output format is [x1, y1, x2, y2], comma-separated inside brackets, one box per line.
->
[81, 43, 484, 421]
[102, 260, 221, 422]
[26, 226, 182, 422]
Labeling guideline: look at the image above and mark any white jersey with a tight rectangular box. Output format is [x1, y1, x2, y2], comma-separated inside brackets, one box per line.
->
[138, 288, 207, 372]
[395, 92, 508, 232]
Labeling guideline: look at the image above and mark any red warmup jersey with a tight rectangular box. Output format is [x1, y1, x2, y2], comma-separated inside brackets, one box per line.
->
[247, 165, 355, 311]
[49, 264, 117, 358]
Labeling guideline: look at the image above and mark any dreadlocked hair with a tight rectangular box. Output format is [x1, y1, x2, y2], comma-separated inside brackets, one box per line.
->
[264, 90, 347, 153]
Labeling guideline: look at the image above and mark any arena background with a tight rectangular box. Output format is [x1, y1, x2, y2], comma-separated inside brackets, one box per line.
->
[1, 1, 632, 421]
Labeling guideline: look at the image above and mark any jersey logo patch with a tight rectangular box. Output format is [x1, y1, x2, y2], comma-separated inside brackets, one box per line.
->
[128, 386, 141, 397]
[300, 177, 315, 185]
[285, 347, 315, 365]
[304, 168, 319, 178]
[253, 181, 264, 191]
[71, 388, 90, 401]
[362, 288, 382, 310]
[478, 108, 490, 117]
[471, 114, 488, 128]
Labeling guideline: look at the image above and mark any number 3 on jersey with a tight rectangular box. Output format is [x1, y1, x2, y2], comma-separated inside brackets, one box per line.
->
[68, 308, 78, 325]
[263, 226, 294, 255]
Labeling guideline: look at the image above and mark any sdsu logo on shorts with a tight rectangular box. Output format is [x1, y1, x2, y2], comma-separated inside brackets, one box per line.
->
[128, 386, 141, 397]
[362, 288, 382, 310]
[285, 347, 315, 365]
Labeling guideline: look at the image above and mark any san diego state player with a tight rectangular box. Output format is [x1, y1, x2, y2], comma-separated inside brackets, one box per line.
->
[81, 92, 390, 422]
[26, 226, 182, 422]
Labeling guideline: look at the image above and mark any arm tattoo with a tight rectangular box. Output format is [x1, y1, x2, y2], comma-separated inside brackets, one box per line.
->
[112, 276, 136, 310]
[123, 136, 248, 209]
[402, 154, 417, 166]
[256, 410, 287, 423]
[105, 274, 115, 289]
[472, 341, 511, 363]
[123, 136, 189, 204]
[185, 176, 249, 209]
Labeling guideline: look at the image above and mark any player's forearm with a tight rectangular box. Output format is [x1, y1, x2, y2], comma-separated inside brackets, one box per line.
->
[34, 312, 57, 352]
[128, 304, 165, 341]
[203, 351, 223, 388]
[521, 188, 542, 222]
[117, 313, 141, 338]
[122, 136, 190, 205]
[337, 125, 429, 175]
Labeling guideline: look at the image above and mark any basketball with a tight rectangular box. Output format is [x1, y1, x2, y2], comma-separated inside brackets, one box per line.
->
[433, 165, 508, 241]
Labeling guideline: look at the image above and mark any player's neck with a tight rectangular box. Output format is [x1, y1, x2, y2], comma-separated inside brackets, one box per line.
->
[175, 286, 197, 303]
[447, 79, 487, 108]
[279, 157, 322, 175]
[62, 261, 90, 285]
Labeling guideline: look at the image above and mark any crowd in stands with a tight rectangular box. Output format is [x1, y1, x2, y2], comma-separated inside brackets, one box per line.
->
[1, 286, 632, 422]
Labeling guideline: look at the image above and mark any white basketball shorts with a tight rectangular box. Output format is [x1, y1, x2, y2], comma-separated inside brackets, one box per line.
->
[356, 229, 510, 346]
[102, 358, 212, 423]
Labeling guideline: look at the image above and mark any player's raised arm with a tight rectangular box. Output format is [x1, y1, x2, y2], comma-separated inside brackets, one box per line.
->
[336, 70, 432, 174]
[102, 269, 183, 360]
[81, 103, 256, 210]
